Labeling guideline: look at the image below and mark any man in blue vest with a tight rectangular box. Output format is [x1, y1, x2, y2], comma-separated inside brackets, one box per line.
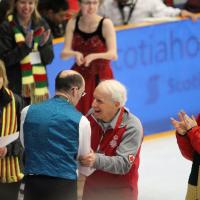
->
[20, 70, 92, 200]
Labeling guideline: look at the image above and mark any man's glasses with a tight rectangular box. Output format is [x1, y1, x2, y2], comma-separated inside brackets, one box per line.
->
[71, 87, 86, 97]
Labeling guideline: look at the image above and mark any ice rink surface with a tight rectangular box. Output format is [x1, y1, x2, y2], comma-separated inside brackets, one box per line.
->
[138, 133, 192, 200]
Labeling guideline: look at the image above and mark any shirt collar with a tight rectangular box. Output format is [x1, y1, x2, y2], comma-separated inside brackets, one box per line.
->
[97, 108, 121, 131]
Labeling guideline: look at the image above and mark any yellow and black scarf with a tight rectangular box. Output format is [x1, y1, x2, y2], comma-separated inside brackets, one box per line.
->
[0, 88, 23, 183]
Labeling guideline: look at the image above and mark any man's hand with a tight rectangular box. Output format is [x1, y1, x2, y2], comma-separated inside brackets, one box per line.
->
[180, 10, 198, 21]
[79, 149, 96, 167]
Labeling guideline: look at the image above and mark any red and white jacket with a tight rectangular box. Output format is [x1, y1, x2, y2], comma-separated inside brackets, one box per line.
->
[83, 108, 143, 200]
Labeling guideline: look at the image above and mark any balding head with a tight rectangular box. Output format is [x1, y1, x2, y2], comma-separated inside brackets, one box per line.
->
[55, 70, 84, 93]
[55, 70, 85, 106]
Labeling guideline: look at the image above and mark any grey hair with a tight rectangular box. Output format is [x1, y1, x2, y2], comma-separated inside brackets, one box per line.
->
[98, 79, 127, 106]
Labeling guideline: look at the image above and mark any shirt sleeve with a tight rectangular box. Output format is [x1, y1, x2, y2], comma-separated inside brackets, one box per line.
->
[78, 116, 95, 176]
[20, 105, 30, 148]
[152, 0, 181, 17]
[94, 115, 143, 175]
[77, 116, 91, 156]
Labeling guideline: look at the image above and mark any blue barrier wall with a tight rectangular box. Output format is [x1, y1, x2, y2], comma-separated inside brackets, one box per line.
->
[47, 19, 200, 135]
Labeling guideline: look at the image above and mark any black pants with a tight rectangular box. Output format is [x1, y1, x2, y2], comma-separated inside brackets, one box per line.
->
[0, 181, 21, 200]
[24, 175, 77, 200]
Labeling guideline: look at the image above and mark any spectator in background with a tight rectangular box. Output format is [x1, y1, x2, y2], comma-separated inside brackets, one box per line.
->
[0, 59, 24, 200]
[0, 0, 10, 24]
[171, 111, 200, 199]
[67, 0, 79, 18]
[61, 0, 117, 115]
[164, 0, 173, 6]
[99, 0, 198, 26]
[0, 0, 54, 104]
[79, 79, 143, 200]
[184, 0, 200, 13]
[20, 70, 92, 200]
[41, 0, 69, 38]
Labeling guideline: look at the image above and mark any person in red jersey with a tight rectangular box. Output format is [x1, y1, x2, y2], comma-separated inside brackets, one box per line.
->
[171, 111, 200, 200]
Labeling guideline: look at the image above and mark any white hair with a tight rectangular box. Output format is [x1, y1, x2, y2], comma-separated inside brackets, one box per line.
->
[98, 79, 127, 106]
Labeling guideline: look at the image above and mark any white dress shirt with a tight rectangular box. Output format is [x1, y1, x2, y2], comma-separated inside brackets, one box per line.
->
[99, 0, 181, 25]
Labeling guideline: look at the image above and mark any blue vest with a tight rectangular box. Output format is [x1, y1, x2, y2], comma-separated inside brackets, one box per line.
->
[23, 96, 82, 180]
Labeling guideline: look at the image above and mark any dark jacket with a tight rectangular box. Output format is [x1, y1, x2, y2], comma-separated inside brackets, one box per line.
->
[0, 15, 54, 95]
[184, 0, 200, 13]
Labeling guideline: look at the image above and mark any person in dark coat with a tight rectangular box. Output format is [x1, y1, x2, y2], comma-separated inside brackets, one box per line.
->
[0, 59, 25, 200]
[0, 0, 54, 104]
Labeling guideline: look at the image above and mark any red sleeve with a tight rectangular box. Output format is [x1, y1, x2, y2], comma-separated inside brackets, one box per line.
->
[176, 113, 200, 160]
[67, 0, 79, 11]
[186, 113, 200, 154]
[176, 133, 194, 161]
[187, 126, 200, 153]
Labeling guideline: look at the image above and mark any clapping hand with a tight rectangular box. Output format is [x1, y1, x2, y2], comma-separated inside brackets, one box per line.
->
[182, 112, 197, 131]
[25, 30, 33, 48]
[39, 29, 51, 47]
[171, 111, 197, 135]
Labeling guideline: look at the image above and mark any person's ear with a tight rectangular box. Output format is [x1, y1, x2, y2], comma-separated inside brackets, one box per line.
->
[114, 101, 120, 108]
[71, 87, 78, 97]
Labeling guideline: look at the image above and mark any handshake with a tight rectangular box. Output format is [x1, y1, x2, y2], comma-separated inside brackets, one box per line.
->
[25, 27, 51, 48]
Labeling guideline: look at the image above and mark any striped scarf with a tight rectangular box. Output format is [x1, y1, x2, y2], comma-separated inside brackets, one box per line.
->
[8, 15, 49, 104]
[0, 88, 24, 183]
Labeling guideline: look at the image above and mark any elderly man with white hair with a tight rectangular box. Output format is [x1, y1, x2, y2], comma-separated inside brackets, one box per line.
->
[79, 79, 143, 200]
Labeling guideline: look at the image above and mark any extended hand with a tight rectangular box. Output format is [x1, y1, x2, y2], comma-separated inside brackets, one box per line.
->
[79, 149, 96, 167]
